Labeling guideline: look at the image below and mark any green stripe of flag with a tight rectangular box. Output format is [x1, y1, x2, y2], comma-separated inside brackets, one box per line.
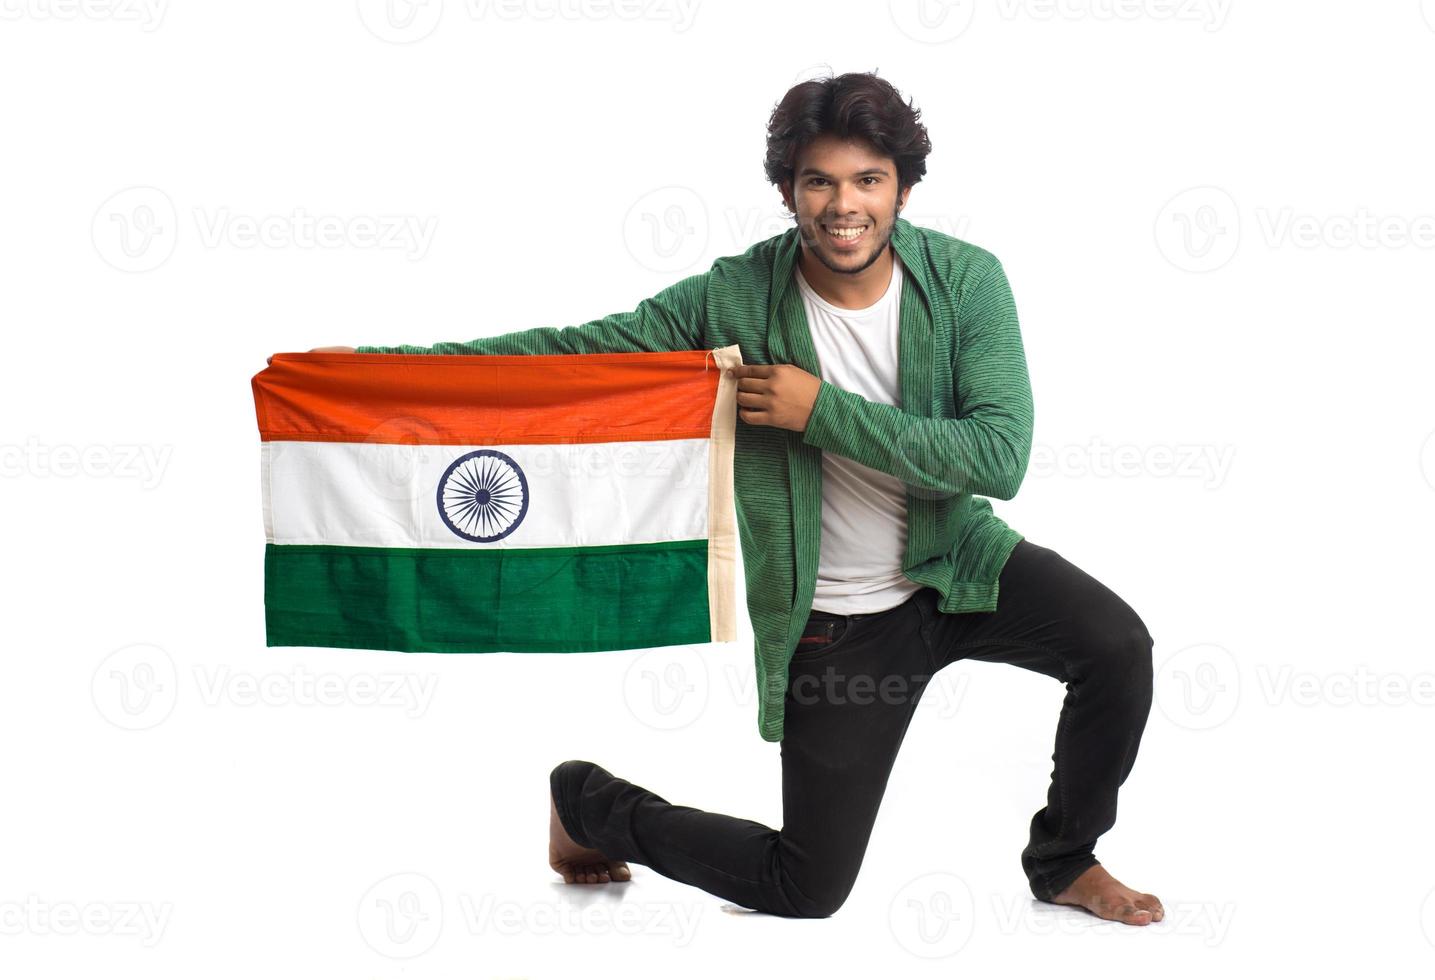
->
[264, 540, 712, 652]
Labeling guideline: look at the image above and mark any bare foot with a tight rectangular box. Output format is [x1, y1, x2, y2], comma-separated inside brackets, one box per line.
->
[549, 786, 631, 884]
[1048, 864, 1164, 926]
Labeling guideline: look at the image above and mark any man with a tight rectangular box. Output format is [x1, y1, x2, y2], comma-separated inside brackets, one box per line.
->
[334, 71, 1162, 925]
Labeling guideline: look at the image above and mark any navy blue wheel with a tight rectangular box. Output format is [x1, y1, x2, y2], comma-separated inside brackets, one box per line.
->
[436, 449, 529, 542]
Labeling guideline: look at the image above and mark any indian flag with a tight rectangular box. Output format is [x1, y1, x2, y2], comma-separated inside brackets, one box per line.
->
[251, 345, 742, 653]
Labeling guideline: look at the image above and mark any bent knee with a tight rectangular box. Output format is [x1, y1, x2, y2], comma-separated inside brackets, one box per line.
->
[782, 886, 851, 919]
[1077, 602, 1154, 685]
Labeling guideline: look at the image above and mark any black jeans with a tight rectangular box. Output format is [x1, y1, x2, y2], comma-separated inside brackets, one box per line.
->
[550, 539, 1155, 918]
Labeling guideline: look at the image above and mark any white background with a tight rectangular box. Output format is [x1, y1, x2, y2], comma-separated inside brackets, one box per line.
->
[3, 0, 1434, 976]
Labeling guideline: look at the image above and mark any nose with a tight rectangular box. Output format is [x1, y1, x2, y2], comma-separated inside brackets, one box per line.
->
[830, 180, 860, 219]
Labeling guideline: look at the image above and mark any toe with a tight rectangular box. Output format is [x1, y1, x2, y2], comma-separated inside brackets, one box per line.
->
[1122, 904, 1152, 925]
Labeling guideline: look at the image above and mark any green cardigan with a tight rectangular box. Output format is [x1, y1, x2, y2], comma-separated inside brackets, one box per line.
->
[358, 217, 1034, 742]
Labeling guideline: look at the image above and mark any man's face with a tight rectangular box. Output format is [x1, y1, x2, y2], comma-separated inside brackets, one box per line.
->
[781, 133, 910, 277]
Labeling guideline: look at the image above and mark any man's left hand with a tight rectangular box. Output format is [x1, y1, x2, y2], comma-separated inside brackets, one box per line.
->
[728, 363, 822, 433]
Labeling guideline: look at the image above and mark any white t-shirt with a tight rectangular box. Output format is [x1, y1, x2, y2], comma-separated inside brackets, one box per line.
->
[795, 256, 924, 615]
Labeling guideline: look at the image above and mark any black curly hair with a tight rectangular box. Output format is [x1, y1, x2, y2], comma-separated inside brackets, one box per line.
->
[764, 71, 932, 201]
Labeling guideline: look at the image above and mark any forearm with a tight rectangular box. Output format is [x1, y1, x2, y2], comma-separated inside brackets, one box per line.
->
[800, 382, 1032, 499]
[800, 256, 1034, 500]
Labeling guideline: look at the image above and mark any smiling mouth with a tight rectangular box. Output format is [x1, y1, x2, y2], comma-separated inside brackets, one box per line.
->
[821, 221, 869, 247]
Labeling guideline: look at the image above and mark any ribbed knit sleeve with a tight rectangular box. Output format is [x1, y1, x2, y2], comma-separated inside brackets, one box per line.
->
[799, 257, 1033, 500]
[354, 271, 709, 355]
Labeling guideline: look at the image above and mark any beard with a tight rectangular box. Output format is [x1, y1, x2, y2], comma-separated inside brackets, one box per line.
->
[794, 199, 901, 277]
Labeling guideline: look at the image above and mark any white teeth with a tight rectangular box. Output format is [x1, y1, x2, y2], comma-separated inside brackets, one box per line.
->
[826, 225, 866, 239]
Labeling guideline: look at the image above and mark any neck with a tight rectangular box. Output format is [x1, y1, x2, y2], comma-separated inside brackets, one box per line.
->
[796, 240, 895, 310]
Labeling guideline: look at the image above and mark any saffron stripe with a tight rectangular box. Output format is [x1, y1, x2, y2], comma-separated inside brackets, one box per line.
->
[253, 350, 722, 445]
